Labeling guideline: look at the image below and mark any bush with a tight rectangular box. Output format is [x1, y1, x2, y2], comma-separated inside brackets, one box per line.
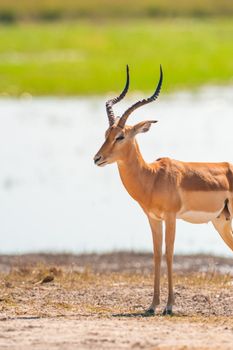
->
[0, 10, 16, 23]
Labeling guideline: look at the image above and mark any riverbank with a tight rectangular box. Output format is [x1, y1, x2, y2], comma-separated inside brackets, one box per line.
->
[0, 252, 233, 349]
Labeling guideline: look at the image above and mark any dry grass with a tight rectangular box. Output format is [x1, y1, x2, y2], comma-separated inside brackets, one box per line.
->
[0, 262, 233, 320]
[0, 0, 233, 22]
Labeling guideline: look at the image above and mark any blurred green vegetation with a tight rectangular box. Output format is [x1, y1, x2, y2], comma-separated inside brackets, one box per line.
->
[0, 0, 233, 22]
[0, 20, 232, 96]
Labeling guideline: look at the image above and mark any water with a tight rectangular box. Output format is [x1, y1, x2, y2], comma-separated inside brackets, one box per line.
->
[0, 86, 233, 256]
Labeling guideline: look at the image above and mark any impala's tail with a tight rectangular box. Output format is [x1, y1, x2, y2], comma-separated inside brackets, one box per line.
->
[212, 213, 233, 252]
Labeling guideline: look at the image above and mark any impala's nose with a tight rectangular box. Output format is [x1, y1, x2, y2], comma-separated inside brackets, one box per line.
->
[94, 154, 102, 165]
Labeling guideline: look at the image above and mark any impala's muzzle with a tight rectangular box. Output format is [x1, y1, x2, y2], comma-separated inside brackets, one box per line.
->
[94, 154, 107, 167]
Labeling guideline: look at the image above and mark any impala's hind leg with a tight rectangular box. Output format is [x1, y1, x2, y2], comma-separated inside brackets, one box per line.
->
[163, 214, 176, 316]
[228, 197, 233, 218]
[212, 203, 233, 252]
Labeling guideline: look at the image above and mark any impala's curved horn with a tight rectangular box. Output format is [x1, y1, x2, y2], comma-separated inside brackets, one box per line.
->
[118, 65, 163, 129]
[106, 65, 130, 126]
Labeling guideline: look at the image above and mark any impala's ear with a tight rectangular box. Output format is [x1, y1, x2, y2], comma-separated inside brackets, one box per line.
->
[131, 120, 158, 135]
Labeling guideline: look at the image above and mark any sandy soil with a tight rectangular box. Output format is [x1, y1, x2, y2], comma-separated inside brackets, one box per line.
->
[0, 253, 233, 349]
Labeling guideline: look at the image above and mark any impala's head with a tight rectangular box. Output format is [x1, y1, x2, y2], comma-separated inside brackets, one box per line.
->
[94, 65, 163, 167]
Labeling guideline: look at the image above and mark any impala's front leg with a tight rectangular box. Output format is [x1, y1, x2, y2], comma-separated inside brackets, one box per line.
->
[147, 217, 163, 315]
[163, 213, 176, 315]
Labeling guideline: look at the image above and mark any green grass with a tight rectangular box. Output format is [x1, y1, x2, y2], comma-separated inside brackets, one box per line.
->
[0, 19, 233, 96]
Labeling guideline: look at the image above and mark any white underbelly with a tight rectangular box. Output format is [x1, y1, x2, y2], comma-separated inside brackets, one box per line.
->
[177, 210, 221, 224]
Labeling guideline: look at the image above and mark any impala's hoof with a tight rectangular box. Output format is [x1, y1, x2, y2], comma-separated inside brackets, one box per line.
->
[162, 308, 173, 316]
[145, 308, 155, 316]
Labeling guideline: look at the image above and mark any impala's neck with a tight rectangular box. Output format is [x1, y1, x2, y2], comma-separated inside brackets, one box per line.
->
[117, 139, 153, 205]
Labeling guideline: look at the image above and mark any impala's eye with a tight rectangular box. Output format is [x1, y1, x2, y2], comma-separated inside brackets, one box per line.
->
[115, 135, 125, 142]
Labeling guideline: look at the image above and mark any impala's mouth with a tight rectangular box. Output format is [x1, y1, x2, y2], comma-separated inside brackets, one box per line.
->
[97, 160, 108, 167]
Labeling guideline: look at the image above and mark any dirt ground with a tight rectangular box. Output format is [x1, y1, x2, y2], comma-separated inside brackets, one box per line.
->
[0, 252, 233, 349]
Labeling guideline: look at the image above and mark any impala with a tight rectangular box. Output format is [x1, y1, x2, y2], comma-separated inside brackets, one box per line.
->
[94, 65, 233, 315]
